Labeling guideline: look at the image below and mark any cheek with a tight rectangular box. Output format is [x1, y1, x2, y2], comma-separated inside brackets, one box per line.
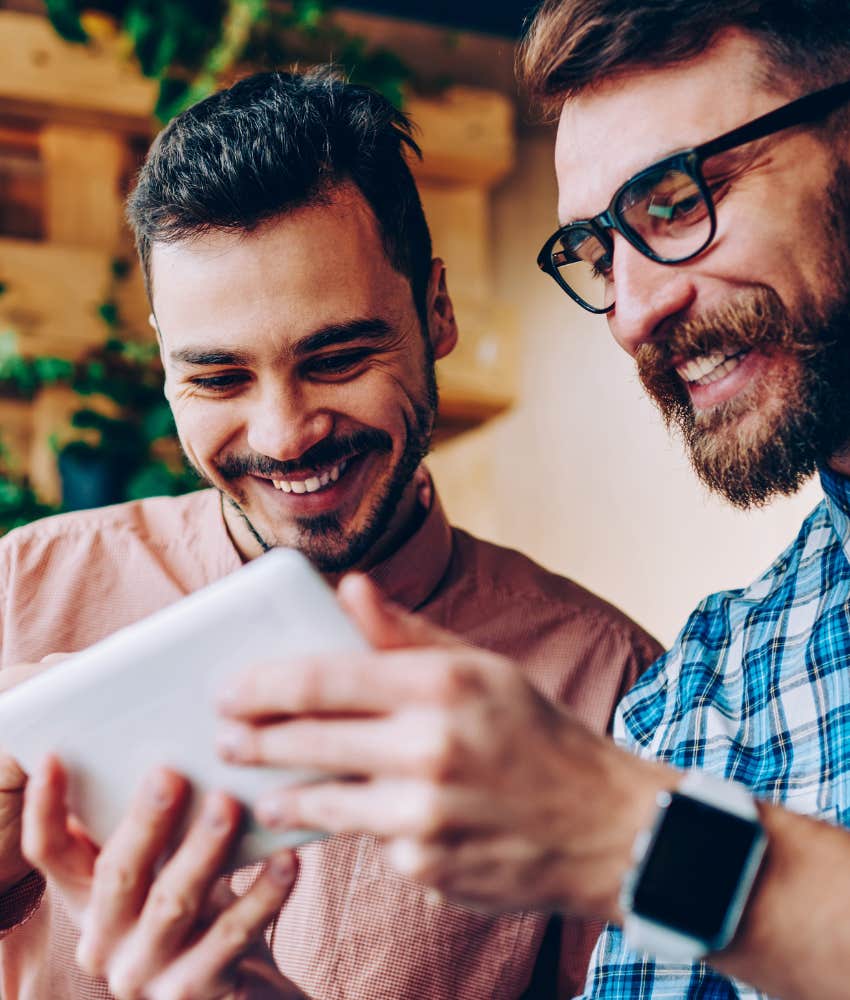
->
[172, 401, 239, 470]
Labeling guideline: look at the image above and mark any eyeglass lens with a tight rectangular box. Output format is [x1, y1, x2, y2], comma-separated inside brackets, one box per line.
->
[551, 164, 713, 311]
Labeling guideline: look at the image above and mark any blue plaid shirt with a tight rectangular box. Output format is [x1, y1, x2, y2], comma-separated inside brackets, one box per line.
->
[578, 467, 850, 999]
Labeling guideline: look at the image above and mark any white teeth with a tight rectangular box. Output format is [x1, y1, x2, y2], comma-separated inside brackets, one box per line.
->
[270, 459, 349, 494]
[676, 351, 747, 386]
[676, 352, 727, 382]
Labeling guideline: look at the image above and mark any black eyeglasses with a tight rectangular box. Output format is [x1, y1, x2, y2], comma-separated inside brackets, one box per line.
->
[538, 78, 850, 314]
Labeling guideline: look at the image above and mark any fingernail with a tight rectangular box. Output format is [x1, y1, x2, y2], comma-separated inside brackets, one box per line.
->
[256, 796, 288, 828]
[216, 684, 239, 711]
[146, 769, 175, 809]
[268, 852, 296, 884]
[204, 793, 235, 832]
[217, 724, 246, 760]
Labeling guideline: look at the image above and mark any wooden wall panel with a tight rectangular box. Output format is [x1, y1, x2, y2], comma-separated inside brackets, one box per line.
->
[40, 124, 128, 249]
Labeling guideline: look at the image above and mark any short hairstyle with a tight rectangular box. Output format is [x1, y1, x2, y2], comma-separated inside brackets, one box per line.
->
[126, 68, 433, 319]
[518, 1, 850, 118]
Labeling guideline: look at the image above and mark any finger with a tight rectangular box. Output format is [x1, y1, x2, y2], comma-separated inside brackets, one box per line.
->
[76, 768, 189, 975]
[337, 573, 461, 651]
[21, 755, 98, 907]
[218, 647, 493, 719]
[0, 661, 52, 695]
[145, 851, 298, 1000]
[218, 707, 452, 777]
[0, 750, 27, 794]
[386, 834, 569, 911]
[255, 778, 505, 839]
[128, 792, 243, 968]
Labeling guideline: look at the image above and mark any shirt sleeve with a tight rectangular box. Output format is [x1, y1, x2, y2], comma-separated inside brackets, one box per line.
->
[0, 869, 46, 939]
[574, 924, 767, 999]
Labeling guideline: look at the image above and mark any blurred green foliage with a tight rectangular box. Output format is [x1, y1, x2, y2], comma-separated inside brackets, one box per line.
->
[44, 0, 422, 121]
[0, 272, 200, 534]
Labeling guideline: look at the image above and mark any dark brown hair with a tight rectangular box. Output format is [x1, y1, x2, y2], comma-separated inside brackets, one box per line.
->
[127, 67, 432, 319]
[518, 1, 850, 118]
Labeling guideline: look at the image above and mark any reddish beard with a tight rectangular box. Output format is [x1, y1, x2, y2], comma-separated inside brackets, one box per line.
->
[635, 285, 850, 508]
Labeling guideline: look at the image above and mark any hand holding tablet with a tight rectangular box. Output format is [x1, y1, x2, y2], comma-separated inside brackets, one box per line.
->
[0, 548, 367, 867]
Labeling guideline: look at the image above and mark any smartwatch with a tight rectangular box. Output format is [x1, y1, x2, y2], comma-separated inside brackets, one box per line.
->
[620, 770, 768, 962]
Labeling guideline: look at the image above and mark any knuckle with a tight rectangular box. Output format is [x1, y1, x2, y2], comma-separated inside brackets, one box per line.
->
[108, 969, 145, 1000]
[413, 787, 451, 840]
[393, 840, 439, 884]
[147, 885, 195, 928]
[75, 938, 107, 978]
[215, 911, 254, 954]
[289, 658, 323, 708]
[432, 660, 486, 706]
[154, 984, 193, 1000]
[93, 853, 140, 895]
[415, 720, 465, 782]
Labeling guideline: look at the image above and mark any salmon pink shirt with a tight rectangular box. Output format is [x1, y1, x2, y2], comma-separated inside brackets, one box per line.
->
[0, 477, 660, 1000]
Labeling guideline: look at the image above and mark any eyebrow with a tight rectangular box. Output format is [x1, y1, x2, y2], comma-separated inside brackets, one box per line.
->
[169, 317, 395, 367]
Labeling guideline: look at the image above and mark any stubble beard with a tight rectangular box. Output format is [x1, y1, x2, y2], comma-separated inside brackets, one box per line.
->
[635, 169, 850, 509]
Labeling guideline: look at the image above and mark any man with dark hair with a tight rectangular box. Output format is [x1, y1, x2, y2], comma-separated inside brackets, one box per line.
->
[148, 8, 850, 1000]
[0, 70, 661, 999]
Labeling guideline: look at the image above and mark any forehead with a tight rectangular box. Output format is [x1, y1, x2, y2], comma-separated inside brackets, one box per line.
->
[150, 186, 413, 353]
[554, 29, 792, 224]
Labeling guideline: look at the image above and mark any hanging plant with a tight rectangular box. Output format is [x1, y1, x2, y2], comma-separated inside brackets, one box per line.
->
[43, 0, 420, 121]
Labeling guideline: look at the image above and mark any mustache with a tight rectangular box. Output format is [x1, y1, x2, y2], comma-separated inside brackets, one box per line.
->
[216, 429, 393, 481]
[635, 286, 827, 388]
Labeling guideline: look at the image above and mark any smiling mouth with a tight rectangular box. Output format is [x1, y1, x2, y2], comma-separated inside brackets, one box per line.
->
[267, 458, 351, 495]
[675, 348, 752, 387]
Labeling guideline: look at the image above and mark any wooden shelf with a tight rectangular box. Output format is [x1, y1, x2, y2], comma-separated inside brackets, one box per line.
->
[0, 8, 521, 456]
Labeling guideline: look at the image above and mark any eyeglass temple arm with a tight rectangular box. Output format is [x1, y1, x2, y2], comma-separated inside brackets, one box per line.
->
[695, 78, 850, 161]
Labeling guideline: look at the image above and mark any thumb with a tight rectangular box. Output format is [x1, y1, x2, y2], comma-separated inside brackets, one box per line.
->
[0, 751, 26, 794]
[337, 574, 460, 651]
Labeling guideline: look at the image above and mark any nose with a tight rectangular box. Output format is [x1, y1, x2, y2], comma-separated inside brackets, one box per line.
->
[608, 234, 697, 356]
[246, 380, 334, 463]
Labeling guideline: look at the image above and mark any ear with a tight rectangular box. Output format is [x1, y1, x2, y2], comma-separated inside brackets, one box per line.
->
[424, 258, 458, 361]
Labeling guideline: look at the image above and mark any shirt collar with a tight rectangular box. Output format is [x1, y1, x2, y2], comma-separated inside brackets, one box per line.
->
[819, 465, 850, 562]
[366, 465, 454, 611]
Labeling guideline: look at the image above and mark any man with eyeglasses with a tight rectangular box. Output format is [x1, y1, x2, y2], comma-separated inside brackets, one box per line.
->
[191, 3, 850, 999]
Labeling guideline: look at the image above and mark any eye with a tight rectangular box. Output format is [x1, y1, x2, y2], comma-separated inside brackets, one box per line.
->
[303, 350, 372, 379]
[189, 372, 250, 393]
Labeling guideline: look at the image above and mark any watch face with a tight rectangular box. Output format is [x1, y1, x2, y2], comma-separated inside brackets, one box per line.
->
[632, 793, 764, 941]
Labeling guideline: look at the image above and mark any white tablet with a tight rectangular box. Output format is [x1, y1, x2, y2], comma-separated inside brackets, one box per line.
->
[0, 548, 367, 867]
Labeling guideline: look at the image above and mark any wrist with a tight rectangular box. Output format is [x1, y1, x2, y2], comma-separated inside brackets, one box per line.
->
[561, 734, 674, 922]
[0, 861, 35, 899]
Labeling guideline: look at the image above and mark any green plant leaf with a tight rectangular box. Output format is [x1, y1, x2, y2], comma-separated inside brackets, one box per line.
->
[123, 2, 160, 76]
[33, 357, 74, 385]
[45, 0, 89, 43]
[154, 76, 192, 122]
[98, 301, 121, 329]
[110, 257, 132, 281]
[141, 401, 177, 443]
[294, 0, 325, 31]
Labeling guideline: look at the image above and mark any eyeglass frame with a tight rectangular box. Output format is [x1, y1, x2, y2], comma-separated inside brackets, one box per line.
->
[537, 77, 850, 314]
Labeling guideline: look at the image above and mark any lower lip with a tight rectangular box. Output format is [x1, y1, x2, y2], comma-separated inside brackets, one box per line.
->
[251, 453, 371, 514]
[685, 349, 769, 410]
